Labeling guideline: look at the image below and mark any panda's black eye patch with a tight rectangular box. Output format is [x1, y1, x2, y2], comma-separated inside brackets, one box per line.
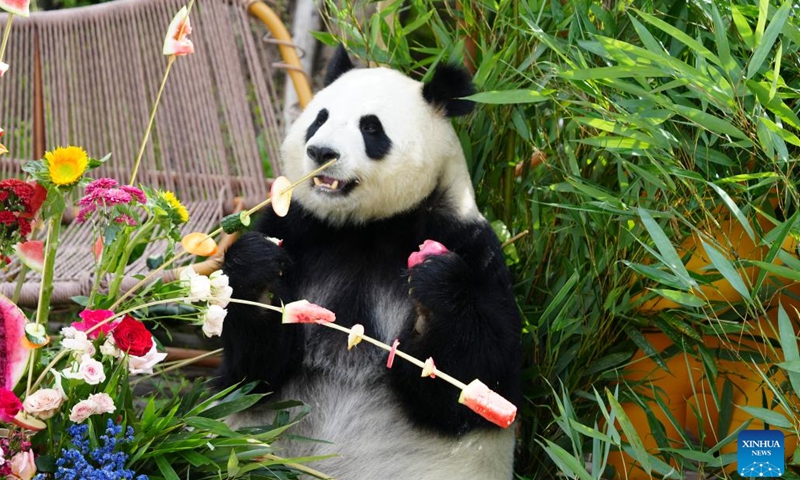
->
[359, 115, 392, 160]
[305, 109, 329, 142]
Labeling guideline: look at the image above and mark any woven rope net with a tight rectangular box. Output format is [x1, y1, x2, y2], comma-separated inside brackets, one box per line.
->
[1, 0, 288, 305]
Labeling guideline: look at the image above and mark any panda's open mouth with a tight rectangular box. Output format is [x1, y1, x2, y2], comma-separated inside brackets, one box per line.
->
[311, 175, 359, 195]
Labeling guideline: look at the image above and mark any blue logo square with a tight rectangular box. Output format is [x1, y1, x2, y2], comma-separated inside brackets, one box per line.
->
[738, 430, 784, 477]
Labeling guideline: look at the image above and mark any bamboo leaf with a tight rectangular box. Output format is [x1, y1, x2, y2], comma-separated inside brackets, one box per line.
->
[560, 65, 665, 80]
[699, 240, 752, 301]
[608, 390, 651, 474]
[635, 9, 721, 67]
[738, 406, 791, 428]
[540, 439, 594, 480]
[731, 6, 754, 50]
[747, 80, 800, 129]
[155, 456, 181, 480]
[778, 304, 800, 394]
[707, 182, 755, 241]
[651, 289, 706, 307]
[747, 1, 791, 80]
[760, 117, 800, 147]
[637, 208, 696, 290]
[710, 3, 736, 74]
[669, 104, 748, 140]
[747, 260, 800, 282]
[465, 89, 553, 104]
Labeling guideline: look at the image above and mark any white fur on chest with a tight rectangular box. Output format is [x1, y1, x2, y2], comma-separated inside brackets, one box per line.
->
[229, 371, 516, 480]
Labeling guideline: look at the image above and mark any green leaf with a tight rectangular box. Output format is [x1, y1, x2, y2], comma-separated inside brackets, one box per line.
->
[637, 208, 696, 290]
[560, 65, 665, 80]
[184, 417, 239, 437]
[155, 456, 181, 480]
[624, 262, 686, 291]
[635, 9, 720, 67]
[778, 304, 800, 394]
[540, 439, 594, 480]
[199, 395, 264, 420]
[710, 3, 735, 74]
[737, 406, 791, 428]
[651, 289, 706, 307]
[669, 104, 748, 140]
[227, 449, 240, 477]
[708, 182, 755, 241]
[747, 260, 800, 282]
[760, 117, 800, 147]
[747, 1, 791, 80]
[699, 240, 752, 301]
[464, 89, 553, 104]
[607, 389, 651, 474]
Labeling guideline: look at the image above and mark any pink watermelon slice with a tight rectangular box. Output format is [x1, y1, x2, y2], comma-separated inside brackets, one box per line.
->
[407, 240, 449, 268]
[282, 300, 336, 324]
[458, 379, 517, 428]
[0, 0, 30, 17]
[0, 294, 32, 391]
[14, 240, 44, 273]
[162, 5, 194, 56]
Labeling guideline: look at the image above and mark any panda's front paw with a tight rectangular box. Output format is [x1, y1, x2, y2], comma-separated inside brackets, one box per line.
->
[407, 252, 473, 317]
[223, 232, 293, 300]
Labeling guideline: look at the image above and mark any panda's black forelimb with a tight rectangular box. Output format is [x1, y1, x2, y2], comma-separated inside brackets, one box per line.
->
[217, 231, 304, 393]
[392, 223, 522, 435]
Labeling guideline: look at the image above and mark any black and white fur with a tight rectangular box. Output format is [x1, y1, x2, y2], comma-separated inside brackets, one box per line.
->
[220, 47, 522, 479]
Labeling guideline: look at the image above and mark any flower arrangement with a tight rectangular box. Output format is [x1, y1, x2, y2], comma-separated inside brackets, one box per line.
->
[0, 1, 517, 478]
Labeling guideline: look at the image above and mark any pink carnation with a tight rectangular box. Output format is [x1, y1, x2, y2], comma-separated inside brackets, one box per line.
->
[72, 309, 120, 339]
[120, 185, 146, 204]
[84, 178, 119, 195]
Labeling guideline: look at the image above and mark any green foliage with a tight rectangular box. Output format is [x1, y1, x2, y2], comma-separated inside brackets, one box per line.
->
[323, 0, 800, 478]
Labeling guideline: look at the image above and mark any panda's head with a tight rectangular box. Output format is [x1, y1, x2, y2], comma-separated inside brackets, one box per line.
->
[280, 47, 479, 225]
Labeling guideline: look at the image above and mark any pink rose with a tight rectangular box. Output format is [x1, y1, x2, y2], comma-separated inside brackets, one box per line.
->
[0, 388, 23, 422]
[22, 388, 64, 420]
[10, 450, 36, 480]
[78, 355, 106, 385]
[69, 399, 97, 423]
[73, 309, 120, 339]
[87, 393, 115, 414]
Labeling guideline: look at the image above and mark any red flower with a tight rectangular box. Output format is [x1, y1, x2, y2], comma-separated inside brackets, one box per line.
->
[73, 309, 121, 339]
[0, 388, 23, 422]
[19, 182, 47, 219]
[112, 316, 154, 357]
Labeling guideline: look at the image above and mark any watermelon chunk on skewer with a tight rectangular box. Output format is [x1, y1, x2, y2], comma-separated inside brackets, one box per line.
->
[407, 240, 449, 268]
[14, 240, 44, 273]
[0, 0, 30, 17]
[458, 379, 517, 428]
[282, 300, 336, 324]
[0, 294, 32, 391]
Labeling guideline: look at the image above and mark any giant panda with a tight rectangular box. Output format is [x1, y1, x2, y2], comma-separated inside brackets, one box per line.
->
[220, 47, 522, 480]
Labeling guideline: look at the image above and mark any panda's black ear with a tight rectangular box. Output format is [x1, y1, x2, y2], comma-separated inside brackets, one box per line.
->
[422, 64, 476, 117]
[324, 45, 355, 87]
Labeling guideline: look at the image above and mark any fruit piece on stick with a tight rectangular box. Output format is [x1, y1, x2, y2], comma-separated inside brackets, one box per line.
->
[14, 241, 44, 273]
[407, 240, 449, 268]
[458, 379, 517, 428]
[347, 324, 364, 350]
[0, 0, 30, 17]
[0, 294, 31, 390]
[282, 300, 336, 324]
[181, 232, 218, 257]
[270, 176, 293, 218]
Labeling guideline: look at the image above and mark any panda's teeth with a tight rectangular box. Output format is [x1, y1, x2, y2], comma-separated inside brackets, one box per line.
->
[313, 177, 323, 187]
[331, 180, 339, 190]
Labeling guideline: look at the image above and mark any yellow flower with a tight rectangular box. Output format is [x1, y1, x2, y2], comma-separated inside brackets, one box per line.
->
[161, 191, 189, 223]
[45, 146, 88, 186]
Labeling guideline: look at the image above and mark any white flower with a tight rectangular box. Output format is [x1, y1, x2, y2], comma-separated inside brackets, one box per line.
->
[61, 364, 83, 380]
[61, 330, 96, 356]
[69, 399, 97, 423]
[128, 343, 168, 376]
[210, 285, 233, 308]
[202, 305, 226, 337]
[78, 355, 106, 385]
[60, 326, 78, 338]
[181, 267, 212, 301]
[22, 388, 64, 420]
[209, 270, 229, 290]
[87, 393, 115, 414]
[100, 336, 122, 358]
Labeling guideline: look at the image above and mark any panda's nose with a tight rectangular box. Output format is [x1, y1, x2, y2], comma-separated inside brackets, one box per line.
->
[306, 145, 339, 165]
